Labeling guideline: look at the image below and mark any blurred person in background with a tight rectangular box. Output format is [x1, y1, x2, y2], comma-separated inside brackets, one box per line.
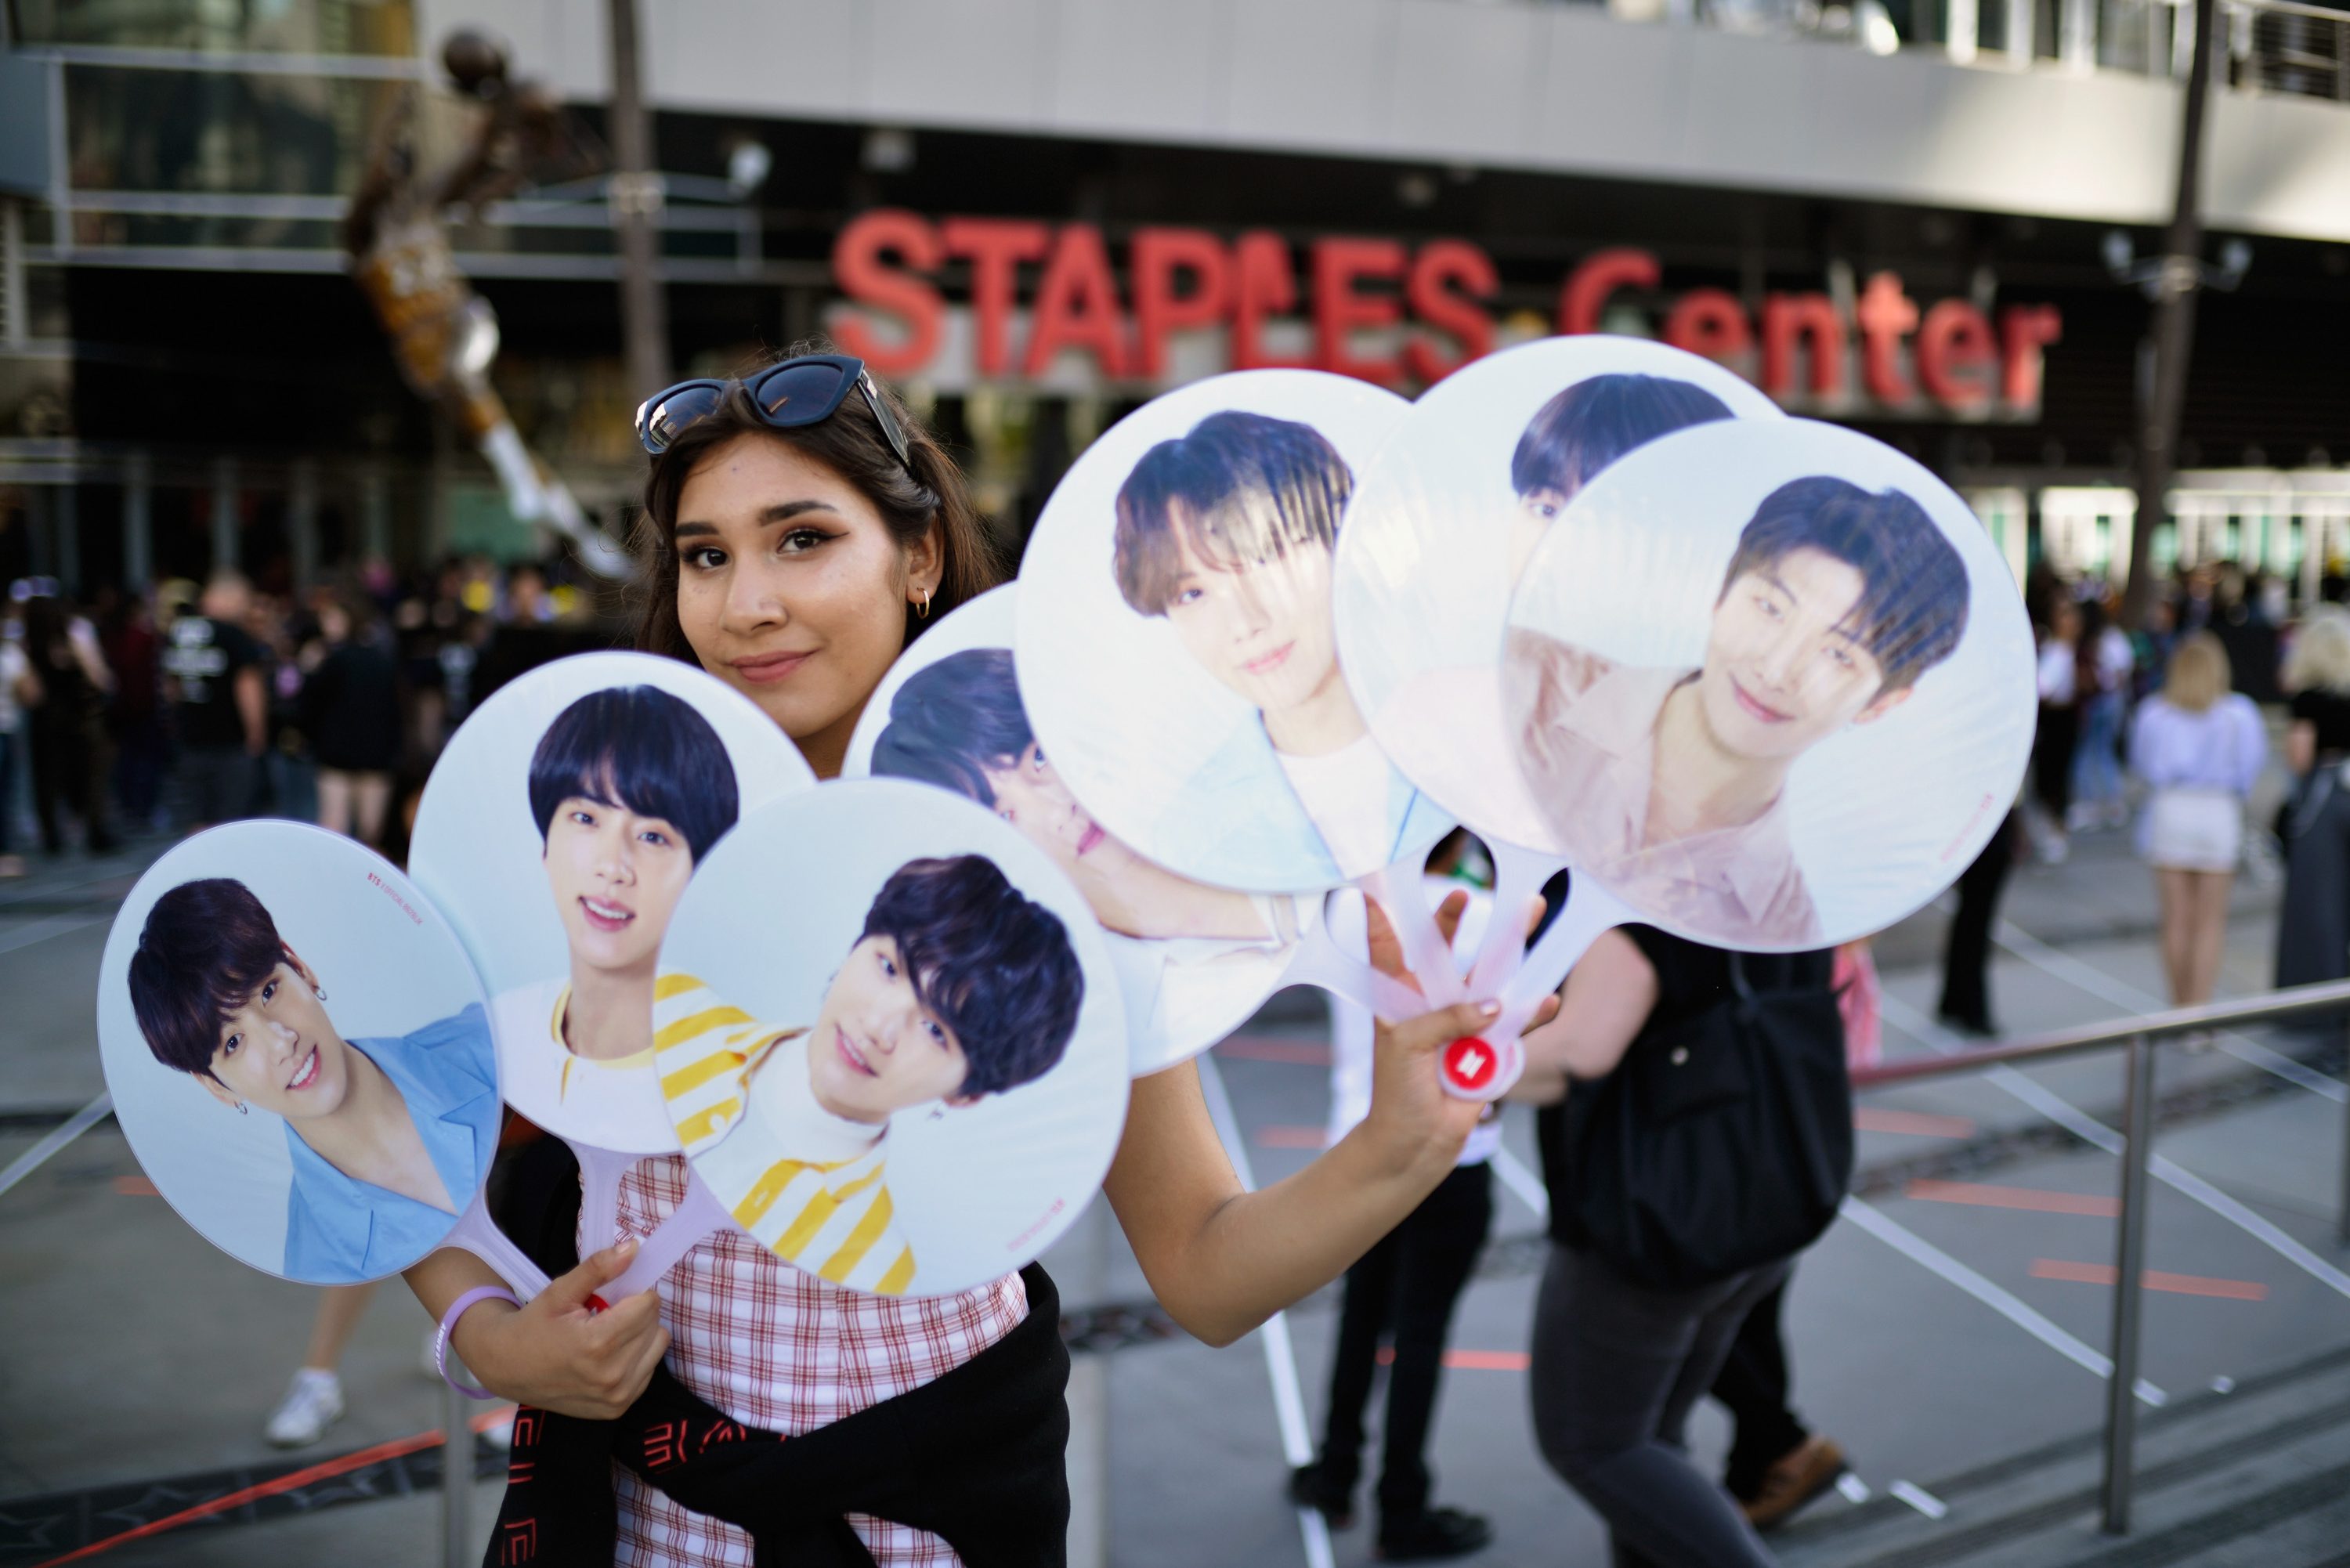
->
[2274, 606, 2350, 999]
[2069, 597, 2135, 833]
[2212, 565, 2281, 706]
[1291, 829, 1498, 1562]
[471, 560, 577, 709]
[164, 571, 268, 829]
[1936, 808, 2021, 1036]
[2130, 633, 2266, 1012]
[23, 593, 118, 856]
[252, 590, 316, 824]
[0, 598, 34, 876]
[304, 591, 403, 848]
[1510, 916, 1845, 1568]
[2029, 595, 2082, 864]
[98, 587, 168, 835]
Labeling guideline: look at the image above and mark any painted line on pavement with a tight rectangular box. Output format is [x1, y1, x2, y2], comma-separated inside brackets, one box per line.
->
[1994, 918, 2348, 1104]
[2027, 1259, 2269, 1301]
[1195, 1053, 1337, 1568]
[0, 1092, 113, 1202]
[0, 911, 107, 957]
[1905, 1180, 2121, 1217]
[1880, 993, 2350, 1304]
[1856, 1107, 1979, 1138]
[1838, 1196, 2164, 1406]
[1491, 1143, 1552, 1223]
[1889, 1480, 1948, 1519]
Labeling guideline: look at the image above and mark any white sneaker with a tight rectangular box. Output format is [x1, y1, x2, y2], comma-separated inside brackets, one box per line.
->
[265, 1368, 346, 1447]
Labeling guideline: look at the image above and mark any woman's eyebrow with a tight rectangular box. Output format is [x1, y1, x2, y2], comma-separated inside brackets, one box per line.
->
[761, 500, 839, 525]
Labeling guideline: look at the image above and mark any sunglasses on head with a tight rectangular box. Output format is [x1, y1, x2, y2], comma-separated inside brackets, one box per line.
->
[634, 352, 914, 471]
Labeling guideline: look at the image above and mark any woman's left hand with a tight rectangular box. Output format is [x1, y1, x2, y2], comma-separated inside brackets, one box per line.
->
[1355, 889, 1556, 1178]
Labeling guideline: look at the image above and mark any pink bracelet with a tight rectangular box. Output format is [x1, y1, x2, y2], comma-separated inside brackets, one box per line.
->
[436, 1285, 519, 1400]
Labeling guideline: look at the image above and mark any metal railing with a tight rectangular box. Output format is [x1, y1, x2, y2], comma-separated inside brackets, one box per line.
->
[1849, 976, 2350, 1534]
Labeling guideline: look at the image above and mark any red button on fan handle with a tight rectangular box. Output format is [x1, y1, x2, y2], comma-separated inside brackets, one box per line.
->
[1441, 1036, 1500, 1095]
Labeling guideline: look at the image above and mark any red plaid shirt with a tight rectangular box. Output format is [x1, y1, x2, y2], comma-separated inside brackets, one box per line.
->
[598, 1154, 1029, 1567]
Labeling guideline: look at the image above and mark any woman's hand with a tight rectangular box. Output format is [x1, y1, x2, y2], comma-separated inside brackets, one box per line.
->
[1353, 890, 1557, 1179]
[450, 1238, 670, 1418]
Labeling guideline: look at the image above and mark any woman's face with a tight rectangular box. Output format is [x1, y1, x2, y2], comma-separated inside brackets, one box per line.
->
[198, 954, 356, 1124]
[1691, 545, 1905, 762]
[1162, 531, 1342, 717]
[674, 434, 942, 771]
[982, 742, 1130, 884]
[805, 934, 973, 1123]
[541, 794, 694, 978]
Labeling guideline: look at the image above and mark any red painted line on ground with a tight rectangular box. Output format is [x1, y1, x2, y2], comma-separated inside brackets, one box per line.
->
[34, 1427, 448, 1566]
[110, 1175, 157, 1197]
[1907, 1180, 2120, 1217]
[31, 1404, 513, 1565]
[1216, 1038, 1333, 1066]
[1855, 1107, 1978, 1139]
[1255, 1125, 1329, 1150]
[2028, 1259, 2269, 1302]
[1374, 1346, 1531, 1371]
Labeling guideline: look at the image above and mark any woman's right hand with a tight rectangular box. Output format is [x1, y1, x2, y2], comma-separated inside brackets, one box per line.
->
[453, 1237, 670, 1418]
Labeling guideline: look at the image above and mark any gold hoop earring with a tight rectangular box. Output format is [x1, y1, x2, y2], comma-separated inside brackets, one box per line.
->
[914, 587, 933, 620]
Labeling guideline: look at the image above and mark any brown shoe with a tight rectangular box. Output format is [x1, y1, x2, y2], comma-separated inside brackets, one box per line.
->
[1740, 1435, 1846, 1531]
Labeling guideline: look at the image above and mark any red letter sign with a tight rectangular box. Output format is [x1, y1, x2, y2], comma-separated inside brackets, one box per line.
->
[1917, 300, 1997, 411]
[1231, 232, 1310, 372]
[1404, 240, 1498, 385]
[831, 211, 945, 378]
[1999, 304, 2063, 411]
[1856, 272, 1921, 406]
[1024, 224, 1128, 379]
[941, 218, 1050, 379]
[1662, 289, 1753, 366]
[1130, 228, 1231, 381]
[1759, 293, 1846, 401]
[1311, 237, 1406, 385]
[1559, 247, 1660, 336]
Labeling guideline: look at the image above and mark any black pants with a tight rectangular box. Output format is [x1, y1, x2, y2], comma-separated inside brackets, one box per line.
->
[1531, 1245, 1787, 1568]
[2033, 703, 2078, 822]
[1938, 810, 2019, 1030]
[1708, 1274, 1807, 1501]
[28, 718, 110, 853]
[1315, 1161, 1493, 1523]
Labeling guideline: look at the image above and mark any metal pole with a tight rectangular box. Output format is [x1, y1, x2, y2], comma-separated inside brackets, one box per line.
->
[440, 1358, 473, 1567]
[2339, 1006, 2350, 1245]
[210, 456, 240, 573]
[122, 453, 151, 591]
[2101, 1032, 2159, 1534]
[606, 0, 671, 402]
[2120, 0, 2218, 632]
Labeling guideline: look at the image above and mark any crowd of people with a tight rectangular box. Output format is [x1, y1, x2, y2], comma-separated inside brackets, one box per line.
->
[0, 557, 612, 874]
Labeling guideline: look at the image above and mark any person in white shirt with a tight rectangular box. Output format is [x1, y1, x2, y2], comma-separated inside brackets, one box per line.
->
[1291, 836, 1500, 1560]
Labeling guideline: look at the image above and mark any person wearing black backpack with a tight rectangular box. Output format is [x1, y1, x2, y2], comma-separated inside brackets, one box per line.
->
[1514, 896, 1850, 1567]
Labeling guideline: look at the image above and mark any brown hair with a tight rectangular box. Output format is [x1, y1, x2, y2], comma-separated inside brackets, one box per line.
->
[631, 355, 1004, 662]
[2164, 631, 2231, 714]
[1112, 410, 1351, 616]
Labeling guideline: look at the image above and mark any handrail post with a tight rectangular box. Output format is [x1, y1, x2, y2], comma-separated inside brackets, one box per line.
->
[2340, 1004, 2350, 1245]
[441, 1364, 473, 1567]
[2101, 1031, 2158, 1534]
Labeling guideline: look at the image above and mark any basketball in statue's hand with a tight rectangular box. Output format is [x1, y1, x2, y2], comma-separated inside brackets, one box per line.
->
[441, 29, 511, 96]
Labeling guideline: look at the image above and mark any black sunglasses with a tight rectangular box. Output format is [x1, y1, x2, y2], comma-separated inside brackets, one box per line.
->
[634, 353, 914, 471]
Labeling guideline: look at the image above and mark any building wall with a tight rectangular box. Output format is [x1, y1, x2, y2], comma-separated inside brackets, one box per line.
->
[422, 0, 2350, 243]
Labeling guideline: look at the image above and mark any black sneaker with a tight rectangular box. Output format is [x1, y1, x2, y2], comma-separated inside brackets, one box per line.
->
[1288, 1461, 1356, 1530]
[1378, 1506, 1492, 1560]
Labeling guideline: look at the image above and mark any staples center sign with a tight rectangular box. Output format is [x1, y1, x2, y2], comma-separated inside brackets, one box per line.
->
[830, 209, 2063, 420]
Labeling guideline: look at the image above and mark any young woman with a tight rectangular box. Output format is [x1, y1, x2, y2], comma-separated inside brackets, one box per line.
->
[403, 352, 1533, 1565]
[2128, 632, 2266, 1010]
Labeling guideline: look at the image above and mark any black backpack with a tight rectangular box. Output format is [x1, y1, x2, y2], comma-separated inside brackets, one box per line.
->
[1560, 951, 1853, 1292]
